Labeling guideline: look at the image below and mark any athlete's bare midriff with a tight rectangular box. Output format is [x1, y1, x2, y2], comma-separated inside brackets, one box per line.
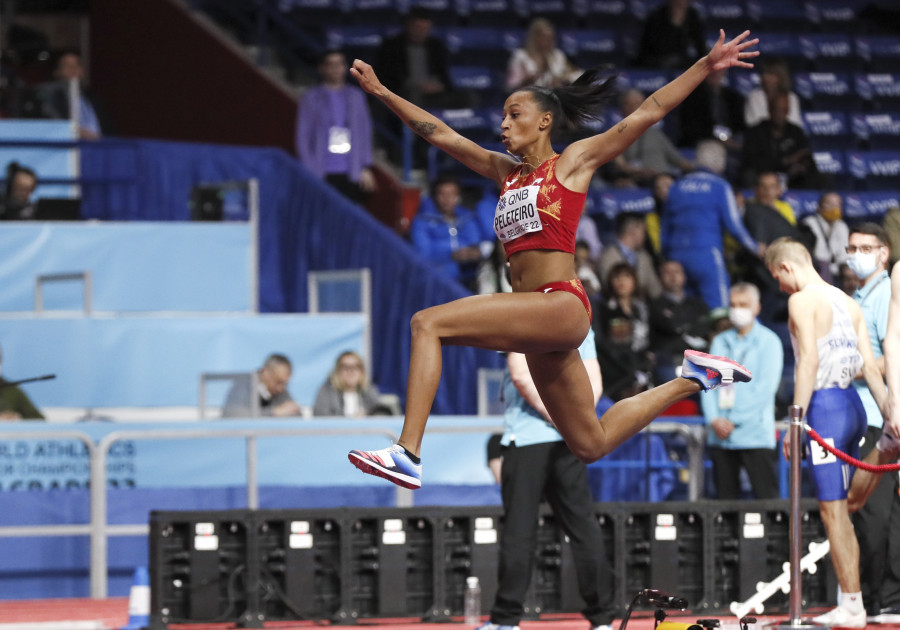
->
[508, 249, 578, 292]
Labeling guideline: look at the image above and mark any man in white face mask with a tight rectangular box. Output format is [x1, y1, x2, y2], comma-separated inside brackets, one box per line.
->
[700, 282, 783, 499]
[845, 223, 899, 620]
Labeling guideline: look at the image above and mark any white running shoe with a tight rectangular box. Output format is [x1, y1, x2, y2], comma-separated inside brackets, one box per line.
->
[681, 349, 753, 392]
[812, 605, 867, 628]
[348, 444, 422, 489]
[475, 623, 520, 630]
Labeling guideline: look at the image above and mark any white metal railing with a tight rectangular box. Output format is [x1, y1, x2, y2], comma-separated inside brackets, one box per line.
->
[0, 419, 704, 599]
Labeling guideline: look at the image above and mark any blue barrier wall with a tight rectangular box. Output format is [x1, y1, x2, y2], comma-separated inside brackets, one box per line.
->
[0, 120, 76, 199]
[79, 139, 503, 413]
[0, 315, 365, 408]
[0, 223, 253, 312]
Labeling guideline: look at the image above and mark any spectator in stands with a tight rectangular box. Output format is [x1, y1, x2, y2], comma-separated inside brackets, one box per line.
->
[576, 205, 603, 262]
[743, 57, 803, 130]
[296, 49, 376, 205]
[649, 260, 711, 383]
[635, 0, 707, 70]
[644, 172, 675, 261]
[662, 139, 762, 309]
[845, 223, 896, 618]
[0, 161, 37, 221]
[882, 204, 900, 267]
[609, 88, 693, 187]
[44, 50, 105, 139]
[701, 282, 782, 499]
[678, 69, 745, 149]
[374, 7, 456, 110]
[221, 353, 301, 418]
[410, 174, 484, 291]
[598, 211, 662, 299]
[740, 91, 821, 189]
[0, 344, 44, 420]
[740, 172, 809, 321]
[313, 351, 381, 417]
[803, 191, 849, 285]
[596, 263, 654, 400]
[506, 18, 580, 91]
[479, 327, 616, 630]
[575, 240, 602, 303]
[839, 261, 861, 296]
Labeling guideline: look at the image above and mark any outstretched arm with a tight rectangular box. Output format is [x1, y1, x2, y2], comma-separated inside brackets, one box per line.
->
[557, 30, 759, 191]
[350, 59, 517, 184]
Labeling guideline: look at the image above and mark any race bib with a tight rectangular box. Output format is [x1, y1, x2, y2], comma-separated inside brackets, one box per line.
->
[328, 126, 351, 154]
[494, 181, 543, 243]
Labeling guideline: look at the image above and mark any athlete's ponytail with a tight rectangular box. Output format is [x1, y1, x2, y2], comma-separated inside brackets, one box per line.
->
[518, 67, 617, 130]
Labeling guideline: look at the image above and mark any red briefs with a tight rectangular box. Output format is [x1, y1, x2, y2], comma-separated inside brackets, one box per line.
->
[534, 278, 592, 323]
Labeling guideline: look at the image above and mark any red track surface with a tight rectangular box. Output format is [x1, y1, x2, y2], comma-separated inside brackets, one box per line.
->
[0, 599, 899, 630]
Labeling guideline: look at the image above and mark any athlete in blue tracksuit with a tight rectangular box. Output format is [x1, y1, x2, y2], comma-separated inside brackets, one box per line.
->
[662, 165, 759, 309]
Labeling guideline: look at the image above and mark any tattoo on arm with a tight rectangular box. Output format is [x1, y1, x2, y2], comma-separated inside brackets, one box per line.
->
[652, 95, 662, 108]
[410, 120, 437, 137]
[617, 122, 628, 133]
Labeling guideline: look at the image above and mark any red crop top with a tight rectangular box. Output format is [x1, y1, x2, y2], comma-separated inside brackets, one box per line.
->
[493, 154, 587, 258]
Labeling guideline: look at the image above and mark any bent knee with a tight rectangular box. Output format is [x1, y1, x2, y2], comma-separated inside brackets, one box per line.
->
[410, 308, 439, 339]
[569, 437, 611, 464]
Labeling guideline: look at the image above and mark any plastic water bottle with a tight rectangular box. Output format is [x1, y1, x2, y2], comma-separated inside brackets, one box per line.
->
[464, 575, 482, 625]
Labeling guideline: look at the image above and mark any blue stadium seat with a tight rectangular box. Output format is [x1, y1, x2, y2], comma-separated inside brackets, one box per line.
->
[844, 190, 900, 221]
[284, 0, 348, 25]
[518, 0, 580, 27]
[799, 34, 859, 72]
[783, 190, 822, 219]
[804, 0, 863, 34]
[589, 187, 655, 218]
[559, 28, 623, 68]
[750, 32, 805, 72]
[444, 26, 522, 66]
[455, 0, 516, 26]
[852, 112, 900, 150]
[577, 0, 642, 33]
[448, 65, 499, 93]
[856, 36, 900, 73]
[324, 25, 384, 59]
[695, 0, 749, 34]
[802, 111, 852, 150]
[812, 150, 852, 188]
[344, 0, 400, 24]
[433, 106, 501, 143]
[795, 72, 858, 110]
[747, 0, 809, 32]
[406, 0, 460, 25]
[855, 72, 900, 111]
[616, 68, 673, 95]
[849, 150, 900, 190]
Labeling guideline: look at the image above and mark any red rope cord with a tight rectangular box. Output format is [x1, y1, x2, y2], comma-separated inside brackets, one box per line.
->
[805, 426, 900, 472]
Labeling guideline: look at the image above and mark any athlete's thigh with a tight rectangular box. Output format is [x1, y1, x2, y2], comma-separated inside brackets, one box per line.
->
[525, 350, 600, 442]
[420, 291, 590, 354]
[806, 389, 858, 501]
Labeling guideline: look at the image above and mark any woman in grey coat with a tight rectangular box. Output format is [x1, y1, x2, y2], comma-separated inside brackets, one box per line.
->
[313, 351, 381, 417]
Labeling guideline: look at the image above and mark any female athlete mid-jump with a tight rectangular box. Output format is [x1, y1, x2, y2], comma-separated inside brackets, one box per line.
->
[349, 30, 760, 489]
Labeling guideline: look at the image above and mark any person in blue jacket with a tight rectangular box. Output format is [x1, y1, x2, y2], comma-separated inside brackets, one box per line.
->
[410, 174, 484, 290]
[662, 139, 762, 309]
